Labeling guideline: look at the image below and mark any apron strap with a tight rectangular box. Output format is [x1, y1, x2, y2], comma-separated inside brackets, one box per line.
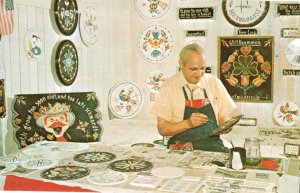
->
[182, 87, 189, 100]
[203, 89, 208, 98]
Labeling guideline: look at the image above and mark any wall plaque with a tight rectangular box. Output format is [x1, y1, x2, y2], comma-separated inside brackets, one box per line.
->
[283, 69, 300, 76]
[222, 0, 269, 27]
[218, 36, 274, 102]
[277, 3, 300, 16]
[12, 92, 103, 148]
[186, 30, 206, 37]
[237, 28, 259, 36]
[179, 7, 214, 19]
[0, 79, 5, 118]
[286, 39, 300, 67]
[281, 28, 300, 38]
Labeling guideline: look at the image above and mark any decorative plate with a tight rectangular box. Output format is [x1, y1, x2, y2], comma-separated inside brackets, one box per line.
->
[131, 143, 155, 147]
[0, 163, 17, 174]
[87, 171, 128, 186]
[54, 0, 78, 35]
[145, 70, 167, 94]
[151, 167, 185, 178]
[153, 139, 164, 146]
[55, 40, 78, 86]
[0, 154, 28, 164]
[21, 159, 58, 170]
[109, 159, 153, 172]
[135, 0, 171, 19]
[23, 28, 43, 60]
[43, 150, 72, 160]
[109, 82, 144, 119]
[41, 166, 90, 181]
[222, 0, 270, 27]
[285, 39, 300, 66]
[273, 101, 299, 127]
[73, 152, 116, 163]
[57, 142, 89, 152]
[79, 6, 99, 46]
[22, 147, 52, 156]
[138, 25, 173, 63]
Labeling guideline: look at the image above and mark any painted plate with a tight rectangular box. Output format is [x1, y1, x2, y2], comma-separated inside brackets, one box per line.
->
[54, 0, 78, 35]
[273, 101, 299, 127]
[0, 163, 17, 174]
[145, 70, 167, 94]
[55, 40, 78, 86]
[286, 39, 300, 66]
[79, 6, 99, 46]
[41, 166, 90, 181]
[23, 28, 43, 60]
[135, 0, 171, 19]
[21, 159, 58, 170]
[222, 0, 270, 27]
[138, 25, 173, 63]
[87, 171, 128, 186]
[109, 159, 153, 172]
[131, 143, 154, 147]
[22, 147, 52, 156]
[151, 167, 185, 178]
[109, 82, 144, 119]
[57, 142, 89, 152]
[73, 152, 116, 163]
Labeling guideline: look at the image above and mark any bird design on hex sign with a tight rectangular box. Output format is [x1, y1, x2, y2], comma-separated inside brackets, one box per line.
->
[279, 102, 299, 123]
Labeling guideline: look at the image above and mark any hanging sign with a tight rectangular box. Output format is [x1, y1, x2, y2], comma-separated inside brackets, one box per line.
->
[236, 28, 259, 36]
[281, 28, 300, 38]
[179, 7, 214, 19]
[277, 3, 300, 16]
[283, 69, 300, 76]
[185, 30, 206, 37]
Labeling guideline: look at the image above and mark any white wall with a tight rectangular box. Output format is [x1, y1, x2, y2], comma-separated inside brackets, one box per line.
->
[0, 0, 299, 155]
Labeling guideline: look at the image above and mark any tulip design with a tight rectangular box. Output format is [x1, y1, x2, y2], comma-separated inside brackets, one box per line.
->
[252, 75, 266, 87]
[226, 74, 238, 86]
[240, 74, 250, 87]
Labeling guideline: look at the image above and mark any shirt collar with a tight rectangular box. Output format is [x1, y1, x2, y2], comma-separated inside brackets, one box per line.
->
[178, 71, 206, 89]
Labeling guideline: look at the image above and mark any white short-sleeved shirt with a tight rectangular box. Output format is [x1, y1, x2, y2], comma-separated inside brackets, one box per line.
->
[150, 72, 236, 125]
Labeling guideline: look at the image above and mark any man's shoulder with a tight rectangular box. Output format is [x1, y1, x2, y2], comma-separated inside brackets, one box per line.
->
[163, 73, 182, 87]
[202, 73, 221, 84]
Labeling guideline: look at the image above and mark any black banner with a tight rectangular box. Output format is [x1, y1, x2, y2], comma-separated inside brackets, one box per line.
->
[186, 30, 206, 37]
[179, 7, 214, 19]
[237, 29, 258, 36]
[277, 4, 300, 16]
[283, 69, 300, 76]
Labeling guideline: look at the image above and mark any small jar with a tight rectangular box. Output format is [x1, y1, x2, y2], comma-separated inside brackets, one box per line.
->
[244, 137, 261, 165]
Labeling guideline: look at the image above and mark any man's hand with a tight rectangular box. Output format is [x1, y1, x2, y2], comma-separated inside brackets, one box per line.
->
[186, 113, 209, 128]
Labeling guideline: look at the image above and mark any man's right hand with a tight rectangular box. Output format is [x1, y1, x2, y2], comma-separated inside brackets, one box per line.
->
[186, 113, 209, 128]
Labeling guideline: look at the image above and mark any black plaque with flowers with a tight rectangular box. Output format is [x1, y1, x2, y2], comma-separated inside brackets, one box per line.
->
[54, 0, 78, 36]
[55, 40, 78, 86]
[12, 92, 103, 148]
[218, 36, 274, 102]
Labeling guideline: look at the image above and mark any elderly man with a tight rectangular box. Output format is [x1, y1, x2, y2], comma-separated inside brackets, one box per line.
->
[151, 43, 237, 152]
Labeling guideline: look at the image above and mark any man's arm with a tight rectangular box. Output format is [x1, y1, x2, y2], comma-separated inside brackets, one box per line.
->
[157, 113, 209, 136]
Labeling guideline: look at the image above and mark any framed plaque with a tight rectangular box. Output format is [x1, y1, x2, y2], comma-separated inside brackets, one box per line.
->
[218, 36, 274, 102]
[54, 0, 78, 36]
[222, 0, 269, 27]
[55, 40, 78, 86]
[277, 3, 300, 16]
[284, 143, 300, 156]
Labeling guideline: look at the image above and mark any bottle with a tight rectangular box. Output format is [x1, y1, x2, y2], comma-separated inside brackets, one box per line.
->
[244, 137, 261, 165]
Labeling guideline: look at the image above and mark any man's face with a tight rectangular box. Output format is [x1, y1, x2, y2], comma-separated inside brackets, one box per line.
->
[179, 51, 206, 84]
[42, 113, 70, 138]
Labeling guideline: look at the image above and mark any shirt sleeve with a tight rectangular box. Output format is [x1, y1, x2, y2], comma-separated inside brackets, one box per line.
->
[150, 83, 173, 121]
[217, 79, 237, 119]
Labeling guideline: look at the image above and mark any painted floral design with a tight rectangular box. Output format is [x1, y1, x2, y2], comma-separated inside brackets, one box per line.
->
[41, 166, 90, 180]
[146, 70, 166, 94]
[221, 46, 271, 96]
[109, 159, 153, 172]
[73, 152, 116, 163]
[138, 25, 173, 63]
[274, 101, 299, 127]
[135, 0, 171, 19]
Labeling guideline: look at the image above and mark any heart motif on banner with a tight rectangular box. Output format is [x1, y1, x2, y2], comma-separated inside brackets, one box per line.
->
[240, 46, 252, 56]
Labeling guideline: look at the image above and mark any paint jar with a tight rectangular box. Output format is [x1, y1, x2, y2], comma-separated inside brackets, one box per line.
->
[244, 137, 261, 165]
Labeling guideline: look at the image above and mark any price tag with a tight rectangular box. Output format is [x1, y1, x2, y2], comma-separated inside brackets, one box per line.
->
[284, 143, 300, 156]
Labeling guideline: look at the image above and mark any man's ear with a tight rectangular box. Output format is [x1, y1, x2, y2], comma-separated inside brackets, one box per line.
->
[179, 59, 184, 69]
